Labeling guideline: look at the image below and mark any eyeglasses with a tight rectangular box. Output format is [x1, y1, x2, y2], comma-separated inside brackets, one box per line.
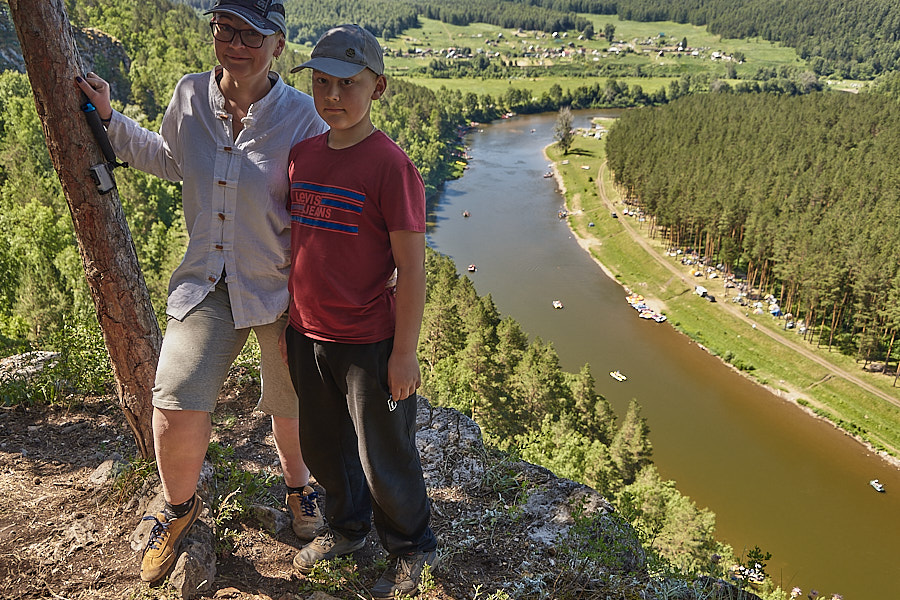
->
[210, 21, 267, 49]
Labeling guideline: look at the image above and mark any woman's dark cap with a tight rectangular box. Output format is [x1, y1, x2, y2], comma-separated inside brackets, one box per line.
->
[204, 0, 286, 37]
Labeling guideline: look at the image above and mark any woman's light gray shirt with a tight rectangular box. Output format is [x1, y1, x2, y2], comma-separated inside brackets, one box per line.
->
[106, 68, 327, 328]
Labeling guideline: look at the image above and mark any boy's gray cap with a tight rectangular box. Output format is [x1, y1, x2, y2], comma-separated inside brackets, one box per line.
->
[204, 0, 287, 37]
[291, 24, 384, 77]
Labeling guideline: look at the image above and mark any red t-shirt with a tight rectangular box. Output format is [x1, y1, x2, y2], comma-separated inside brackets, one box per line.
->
[287, 130, 426, 343]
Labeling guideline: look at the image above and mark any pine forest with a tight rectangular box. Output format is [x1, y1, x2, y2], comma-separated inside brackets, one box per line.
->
[605, 92, 900, 372]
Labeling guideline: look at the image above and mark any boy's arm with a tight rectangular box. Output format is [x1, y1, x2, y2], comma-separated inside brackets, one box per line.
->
[387, 230, 426, 402]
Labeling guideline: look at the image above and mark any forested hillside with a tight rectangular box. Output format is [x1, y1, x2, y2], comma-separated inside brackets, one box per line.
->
[605, 92, 900, 375]
[417, 249, 722, 572]
[0, 0, 467, 346]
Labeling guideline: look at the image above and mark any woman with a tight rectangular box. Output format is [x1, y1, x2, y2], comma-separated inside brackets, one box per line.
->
[77, 0, 327, 584]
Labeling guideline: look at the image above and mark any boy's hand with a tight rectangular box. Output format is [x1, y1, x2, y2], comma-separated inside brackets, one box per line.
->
[387, 230, 425, 402]
[387, 350, 421, 402]
[385, 267, 398, 290]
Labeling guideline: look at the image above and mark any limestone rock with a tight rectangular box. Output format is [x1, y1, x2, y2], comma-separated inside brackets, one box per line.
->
[251, 503, 290, 534]
[415, 395, 486, 489]
[168, 519, 216, 599]
[88, 454, 126, 486]
[307, 592, 341, 600]
[0, 351, 59, 384]
[415, 396, 616, 554]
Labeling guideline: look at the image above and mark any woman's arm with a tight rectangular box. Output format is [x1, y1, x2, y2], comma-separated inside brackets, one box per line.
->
[75, 73, 183, 182]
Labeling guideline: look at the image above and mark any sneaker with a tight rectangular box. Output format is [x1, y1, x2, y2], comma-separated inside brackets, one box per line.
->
[286, 485, 324, 542]
[140, 493, 202, 583]
[370, 549, 437, 599]
[292, 527, 366, 574]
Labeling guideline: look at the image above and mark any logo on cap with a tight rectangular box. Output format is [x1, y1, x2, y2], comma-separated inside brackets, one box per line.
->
[346, 49, 356, 58]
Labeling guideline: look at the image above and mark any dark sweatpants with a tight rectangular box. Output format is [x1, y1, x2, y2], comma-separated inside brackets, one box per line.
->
[285, 326, 437, 556]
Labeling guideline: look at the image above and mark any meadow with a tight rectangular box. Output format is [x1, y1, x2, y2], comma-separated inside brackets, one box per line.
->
[383, 15, 815, 96]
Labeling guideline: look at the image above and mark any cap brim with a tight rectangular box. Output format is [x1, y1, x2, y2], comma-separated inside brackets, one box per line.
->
[290, 57, 367, 77]
[203, 7, 278, 35]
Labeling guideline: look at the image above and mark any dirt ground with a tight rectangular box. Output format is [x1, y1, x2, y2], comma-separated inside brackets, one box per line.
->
[0, 369, 530, 600]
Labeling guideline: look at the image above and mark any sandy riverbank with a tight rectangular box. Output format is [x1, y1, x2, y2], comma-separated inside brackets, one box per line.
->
[542, 150, 622, 285]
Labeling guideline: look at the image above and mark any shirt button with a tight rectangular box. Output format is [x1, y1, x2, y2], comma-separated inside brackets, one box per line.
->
[215, 244, 223, 250]
[208, 276, 216, 282]
[218, 213, 226, 220]
[217, 180, 227, 186]
[224, 146, 232, 152]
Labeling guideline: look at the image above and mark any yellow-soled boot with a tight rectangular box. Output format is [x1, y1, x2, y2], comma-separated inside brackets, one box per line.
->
[139, 493, 202, 583]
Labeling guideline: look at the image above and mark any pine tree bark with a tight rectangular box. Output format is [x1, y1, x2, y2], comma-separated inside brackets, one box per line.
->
[8, 0, 158, 458]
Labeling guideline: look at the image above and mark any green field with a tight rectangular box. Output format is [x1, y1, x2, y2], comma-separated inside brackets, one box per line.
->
[594, 17, 803, 68]
[384, 15, 810, 96]
[546, 131, 900, 458]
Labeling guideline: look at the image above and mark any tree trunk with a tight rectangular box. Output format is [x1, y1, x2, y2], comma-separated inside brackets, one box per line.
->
[9, 0, 159, 459]
[884, 329, 896, 384]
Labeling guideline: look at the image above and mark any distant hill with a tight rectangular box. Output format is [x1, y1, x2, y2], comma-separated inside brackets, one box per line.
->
[8, 0, 900, 78]
[0, 7, 130, 99]
[615, 0, 900, 78]
[171, 0, 900, 79]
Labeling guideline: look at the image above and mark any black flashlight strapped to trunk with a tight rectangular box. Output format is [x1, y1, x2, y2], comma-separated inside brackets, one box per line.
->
[81, 94, 127, 194]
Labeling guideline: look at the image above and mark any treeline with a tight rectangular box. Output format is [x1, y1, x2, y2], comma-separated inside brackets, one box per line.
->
[615, 0, 900, 79]
[172, 0, 420, 42]
[605, 92, 900, 371]
[414, 0, 594, 34]
[419, 248, 723, 571]
[173, 0, 611, 44]
[429, 71, 822, 129]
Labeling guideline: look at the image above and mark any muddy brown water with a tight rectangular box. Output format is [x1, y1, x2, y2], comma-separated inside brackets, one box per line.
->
[426, 111, 900, 599]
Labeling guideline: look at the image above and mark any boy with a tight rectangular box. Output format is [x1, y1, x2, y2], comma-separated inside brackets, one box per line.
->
[285, 24, 438, 598]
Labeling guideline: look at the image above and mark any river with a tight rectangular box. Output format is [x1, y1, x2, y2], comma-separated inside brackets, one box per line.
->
[425, 111, 900, 599]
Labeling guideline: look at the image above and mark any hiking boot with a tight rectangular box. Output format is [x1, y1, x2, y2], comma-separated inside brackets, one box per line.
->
[286, 485, 324, 542]
[370, 549, 437, 599]
[292, 527, 366, 574]
[140, 493, 202, 583]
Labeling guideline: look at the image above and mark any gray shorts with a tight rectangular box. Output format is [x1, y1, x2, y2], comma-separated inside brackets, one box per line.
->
[152, 281, 298, 418]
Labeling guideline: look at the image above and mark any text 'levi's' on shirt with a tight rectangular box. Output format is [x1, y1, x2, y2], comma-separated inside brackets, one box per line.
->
[287, 130, 425, 344]
[105, 68, 327, 329]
